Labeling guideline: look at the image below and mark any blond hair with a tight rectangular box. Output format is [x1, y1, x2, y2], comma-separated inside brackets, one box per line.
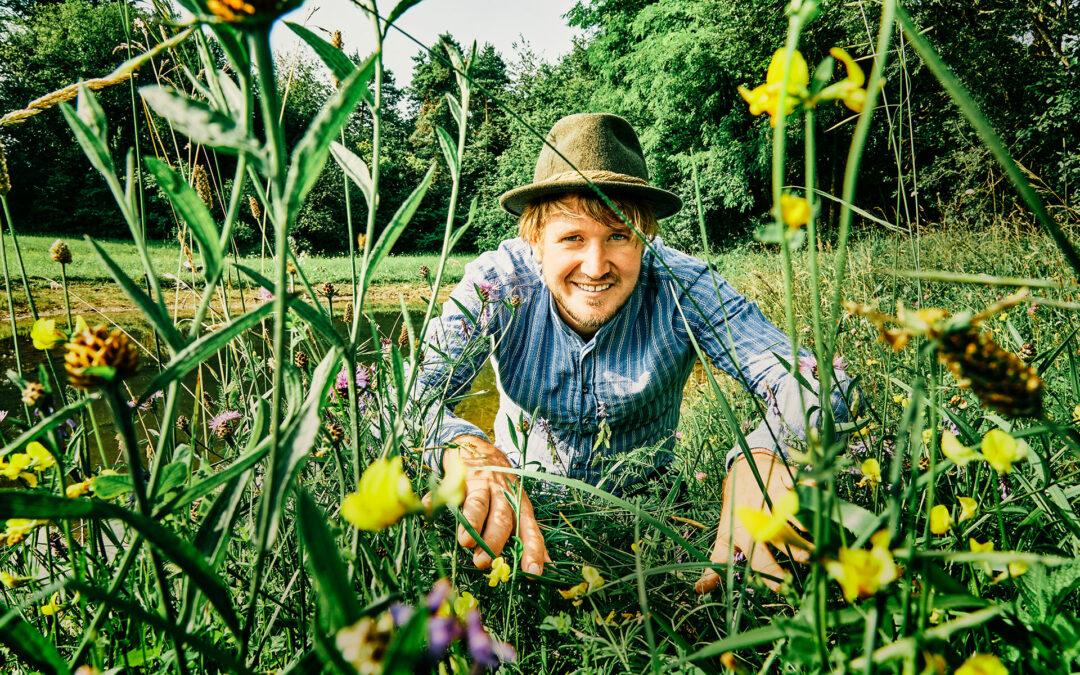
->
[518, 192, 659, 244]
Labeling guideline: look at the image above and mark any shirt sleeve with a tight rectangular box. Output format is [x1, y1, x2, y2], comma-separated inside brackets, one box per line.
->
[680, 267, 856, 467]
[410, 263, 503, 472]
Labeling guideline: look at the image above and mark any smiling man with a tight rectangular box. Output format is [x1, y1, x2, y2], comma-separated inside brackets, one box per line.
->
[414, 113, 853, 592]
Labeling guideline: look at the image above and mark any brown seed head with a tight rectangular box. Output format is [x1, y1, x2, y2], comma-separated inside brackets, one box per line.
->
[330, 30, 343, 50]
[64, 325, 139, 390]
[357, 233, 367, 250]
[0, 140, 10, 195]
[176, 415, 191, 433]
[322, 282, 336, 298]
[294, 349, 309, 369]
[192, 164, 212, 208]
[206, 0, 302, 25]
[49, 239, 72, 264]
[418, 265, 430, 282]
[397, 323, 410, 350]
[326, 421, 345, 445]
[248, 194, 261, 221]
[938, 327, 1043, 418]
[343, 301, 354, 324]
[21, 381, 44, 407]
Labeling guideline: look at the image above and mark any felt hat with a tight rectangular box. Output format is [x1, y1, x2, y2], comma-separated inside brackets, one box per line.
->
[498, 113, 682, 219]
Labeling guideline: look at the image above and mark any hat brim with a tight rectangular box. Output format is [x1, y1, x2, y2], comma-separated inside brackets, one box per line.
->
[499, 179, 683, 220]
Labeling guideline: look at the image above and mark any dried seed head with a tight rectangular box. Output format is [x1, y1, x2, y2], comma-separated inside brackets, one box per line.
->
[330, 30, 343, 50]
[1018, 342, 1035, 362]
[357, 233, 367, 250]
[322, 282, 336, 298]
[418, 265, 430, 282]
[343, 301, 354, 324]
[21, 381, 44, 407]
[248, 194, 261, 221]
[0, 140, 10, 195]
[294, 350, 309, 369]
[176, 415, 191, 433]
[192, 164, 212, 208]
[49, 239, 72, 264]
[326, 421, 345, 445]
[64, 325, 139, 390]
[397, 323, 409, 350]
[206, 0, 302, 25]
[286, 261, 297, 276]
[937, 327, 1043, 418]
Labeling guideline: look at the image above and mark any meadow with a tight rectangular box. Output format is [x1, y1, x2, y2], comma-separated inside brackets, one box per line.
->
[1, 0, 1078, 673]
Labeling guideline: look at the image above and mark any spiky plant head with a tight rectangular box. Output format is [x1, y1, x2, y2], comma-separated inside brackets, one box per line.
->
[206, 0, 302, 25]
[49, 239, 72, 264]
[64, 325, 139, 390]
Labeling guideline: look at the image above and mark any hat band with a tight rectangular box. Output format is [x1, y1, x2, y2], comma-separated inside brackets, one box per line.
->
[536, 169, 649, 186]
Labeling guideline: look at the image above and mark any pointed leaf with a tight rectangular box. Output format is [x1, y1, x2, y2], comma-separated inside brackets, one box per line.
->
[444, 93, 462, 129]
[297, 489, 362, 631]
[141, 85, 259, 157]
[59, 103, 114, 181]
[234, 264, 345, 350]
[435, 125, 459, 181]
[385, 0, 424, 28]
[0, 604, 71, 674]
[286, 22, 356, 83]
[365, 165, 437, 289]
[330, 142, 374, 209]
[145, 157, 223, 279]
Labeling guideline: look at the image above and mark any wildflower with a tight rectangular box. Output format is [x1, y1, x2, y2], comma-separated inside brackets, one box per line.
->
[938, 326, 1043, 418]
[858, 458, 881, 488]
[40, 592, 62, 617]
[1, 571, 26, 588]
[64, 325, 139, 390]
[325, 421, 345, 446]
[737, 49, 810, 126]
[191, 164, 212, 207]
[66, 479, 92, 498]
[294, 350, 309, 369]
[341, 456, 421, 531]
[980, 429, 1028, 475]
[582, 565, 605, 591]
[49, 239, 73, 264]
[1073, 404, 1080, 425]
[335, 613, 394, 675]
[322, 282, 336, 298]
[21, 381, 44, 407]
[256, 287, 273, 303]
[418, 265, 430, 282]
[956, 654, 1008, 675]
[694, 470, 707, 482]
[209, 410, 242, 441]
[476, 280, 497, 302]
[0, 452, 33, 479]
[824, 531, 899, 603]
[25, 441, 55, 471]
[779, 193, 811, 229]
[929, 504, 953, 535]
[175, 415, 191, 434]
[736, 489, 813, 551]
[487, 556, 511, 587]
[941, 431, 979, 467]
[593, 610, 616, 625]
[958, 496, 978, 522]
[558, 581, 589, 603]
[993, 561, 1028, 583]
[814, 48, 866, 112]
[1017, 342, 1034, 362]
[206, 0, 302, 25]
[453, 591, 478, 620]
[427, 615, 462, 657]
[431, 451, 466, 510]
[31, 318, 64, 350]
[465, 610, 516, 668]
[4, 518, 47, 546]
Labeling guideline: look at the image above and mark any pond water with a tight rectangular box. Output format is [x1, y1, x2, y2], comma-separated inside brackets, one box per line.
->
[0, 310, 499, 464]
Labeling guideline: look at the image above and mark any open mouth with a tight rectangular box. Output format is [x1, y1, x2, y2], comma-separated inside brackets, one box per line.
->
[571, 281, 614, 293]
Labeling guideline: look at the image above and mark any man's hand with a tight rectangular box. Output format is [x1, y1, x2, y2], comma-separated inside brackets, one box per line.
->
[443, 435, 549, 575]
[695, 450, 809, 594]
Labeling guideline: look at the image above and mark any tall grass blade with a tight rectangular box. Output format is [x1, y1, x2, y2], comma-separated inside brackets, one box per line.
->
[140, 86, 261, 159]
[0, 604, 71, 675]
[286, 22, 357, 82]
[330, 142, 374, 209]
[297, 488, 362, 631]
[363, 165, 437, 294]
[144, 158, 224, 279]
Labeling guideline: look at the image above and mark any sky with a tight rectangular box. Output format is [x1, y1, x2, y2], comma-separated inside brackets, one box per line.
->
[269, 0, 583, 86]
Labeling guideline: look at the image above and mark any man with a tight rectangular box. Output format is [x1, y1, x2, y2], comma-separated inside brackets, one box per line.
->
[415, 113, 852, 592]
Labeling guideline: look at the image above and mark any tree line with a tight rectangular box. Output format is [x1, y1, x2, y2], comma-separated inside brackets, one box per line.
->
[1, 0, 1076, 254]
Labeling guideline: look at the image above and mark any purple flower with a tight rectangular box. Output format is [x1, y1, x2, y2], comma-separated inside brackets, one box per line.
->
[476, 281, 497, 302]
[336, 365, 372, 395]
[426, 578, 452, 612]
[209, 410, 242, 437]
[335, 368, 350, 395]
[257, 287, 273, 303]
[427, 616, 462, 657]
[465, 610, 515, 668]
[534, 417, 551, 435]
[798, 355, 817, 379]
[389, 603, 414, 626]
[833, 354, 848, 371]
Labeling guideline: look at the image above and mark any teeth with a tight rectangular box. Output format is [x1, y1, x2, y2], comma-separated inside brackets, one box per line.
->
[575, 283, 612, 292]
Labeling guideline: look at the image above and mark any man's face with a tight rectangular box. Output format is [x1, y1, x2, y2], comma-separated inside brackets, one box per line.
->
[530, 210, 643, 338]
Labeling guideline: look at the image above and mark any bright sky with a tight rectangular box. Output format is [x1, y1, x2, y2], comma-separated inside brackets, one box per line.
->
[270, 0, 582, 86]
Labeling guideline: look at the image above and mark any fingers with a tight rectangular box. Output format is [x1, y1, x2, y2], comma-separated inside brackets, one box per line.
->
[517, 496, 548, 576]
[695, 568, 721, 594]
[746, 543, 787, 593]
[457, 478, 490, 549]
[782, 542, 811, 564]
[473, 495, 515, 569]
[695, 531, 734, 594]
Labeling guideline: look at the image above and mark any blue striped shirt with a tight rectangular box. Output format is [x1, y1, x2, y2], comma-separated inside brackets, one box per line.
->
[415, 237, 853, 488]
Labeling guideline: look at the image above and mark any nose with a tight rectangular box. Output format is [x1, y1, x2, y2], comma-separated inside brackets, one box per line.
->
[578, 240, 610, 279]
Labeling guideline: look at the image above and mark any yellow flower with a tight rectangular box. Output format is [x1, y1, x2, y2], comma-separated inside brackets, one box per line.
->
[487, 556, 511, 587]
[958, 496, 978, 522]
[1073, 404, 1080, 424]
[72, 315, 89, 337]
[736, 489, 814, 552]
[922, 429, 933, 447]
[582, 565, 605, 591]
[956, 653, 1008, 675]
[66, 479, 93, 499]
[929, 505, 953, 535]
[341, 457, 420, 531]
[824, 531, 899, 602]
[558, 581, 589, 601]
[980, 429, 1028, 475]
[0, 453, 32, 480]
[40, 592, 62, 617]
[431, 451, 466, 511]
[593, 610, 616, 625]
[993, 561, 1028, 583]
[857, 458, 882, 488]
[737, 49, 810, 126]
[3, 518, 47, 546]
[969, 538, 994, 554]
[25, 441, 56, 472]
[30, 318, 63, 350]
[452, 591, 477, 620]
[1, 571, 24, 588]
[779, 193, 811, 229]
[941, 431, 979, 467]
[814, 48, 867, 112]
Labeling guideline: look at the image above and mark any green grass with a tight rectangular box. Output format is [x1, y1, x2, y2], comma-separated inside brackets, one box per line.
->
[1, 233, 471, 286]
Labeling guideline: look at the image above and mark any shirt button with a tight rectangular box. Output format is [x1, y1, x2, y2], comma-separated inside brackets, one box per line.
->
[582, 385, 589, 394]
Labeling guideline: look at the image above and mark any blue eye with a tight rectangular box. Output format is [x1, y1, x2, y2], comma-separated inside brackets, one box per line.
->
[610, 232, 629, 241]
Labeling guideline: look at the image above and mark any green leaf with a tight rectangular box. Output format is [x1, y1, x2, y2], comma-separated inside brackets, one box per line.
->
[0, 491, 241, 638]
[259, 348, 341, 550]
[364, 165, 437, 294]
[140, 85, 259, 158]
[444, 93, 462, 129]
[381, 607, 428, 674]
[385, 0, 425, 28]
[297, 489, 362, 632]
[234, 264, 345, 350]
[144, 157, 223, 279]
[76, 86, 107, 143]
[92, 473, 133, 500]
[157, 434, 268, 518]
[330, 142, 374, 209]
[435, 125, 459, 181]
[139, 298, 279, 404]
[87, 237, 184, 351]
[284, 57, 376, 223]
[59, 102, 115, 184]
[286, 22, 356, 83]
[0, 603, 72, 674]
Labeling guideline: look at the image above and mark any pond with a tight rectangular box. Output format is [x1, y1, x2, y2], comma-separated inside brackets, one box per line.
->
[0, 309, 500, 465]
